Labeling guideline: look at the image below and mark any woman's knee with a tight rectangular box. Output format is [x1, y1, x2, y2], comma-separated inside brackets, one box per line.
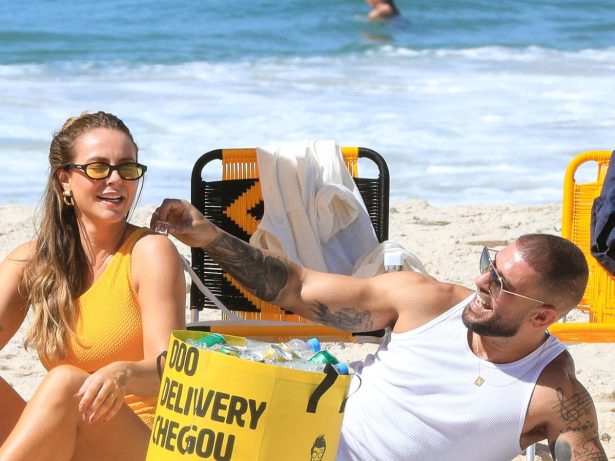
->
[41, 365, 89, 400]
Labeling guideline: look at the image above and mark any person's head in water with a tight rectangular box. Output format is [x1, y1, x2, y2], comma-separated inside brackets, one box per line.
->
[366, 0, 400, 20]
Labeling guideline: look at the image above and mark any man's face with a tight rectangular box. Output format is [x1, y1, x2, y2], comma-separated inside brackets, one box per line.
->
[463, 243, 541, 337]
[462, 290, 527, 337]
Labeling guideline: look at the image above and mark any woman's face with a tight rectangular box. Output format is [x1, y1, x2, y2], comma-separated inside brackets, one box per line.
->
[60, 127, 139, 226]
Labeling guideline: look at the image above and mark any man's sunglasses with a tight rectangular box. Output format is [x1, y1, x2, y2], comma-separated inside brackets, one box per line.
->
[65, 162, 147, 180]
[480, 247, 545, 305]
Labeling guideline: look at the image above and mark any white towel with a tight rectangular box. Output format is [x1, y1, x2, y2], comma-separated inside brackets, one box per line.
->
[250, 140, 378, 274]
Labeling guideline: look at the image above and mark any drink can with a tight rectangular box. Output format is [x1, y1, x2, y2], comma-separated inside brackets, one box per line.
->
[271, 344, 294, 361]
[216, 345, 243, 357]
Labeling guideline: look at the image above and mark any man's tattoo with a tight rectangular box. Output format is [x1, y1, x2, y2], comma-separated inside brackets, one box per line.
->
[553, 439, 607, 461]
[311, 301, 373, 331]
[553, 388, 595, 433]
[550, 387, 607, 461]
[553, 441, 572, 461]
[206, 234, 287, 302]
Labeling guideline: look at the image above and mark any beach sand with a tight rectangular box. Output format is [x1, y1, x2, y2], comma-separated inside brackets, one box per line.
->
[1, 201, 613, 460]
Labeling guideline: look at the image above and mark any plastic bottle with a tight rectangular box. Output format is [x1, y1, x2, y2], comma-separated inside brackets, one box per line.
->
[240, 338, 321, 363]
[308, 350, 350, 375]
[284, 338, 321, 359]
[334, 362, 350, 375]
[276, 357, 349, 375]
[308, 350, 340, 365]
[187, 333, 226, 349]
[274, 360, 328, 373]
[206, 337, 348, 375]
[240, 339, 279, 362]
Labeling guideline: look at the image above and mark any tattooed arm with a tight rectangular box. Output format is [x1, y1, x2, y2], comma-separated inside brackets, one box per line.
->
[523, 351, 607, 461]
[549, 383, 606, 461]
[152, 199, 463, 332]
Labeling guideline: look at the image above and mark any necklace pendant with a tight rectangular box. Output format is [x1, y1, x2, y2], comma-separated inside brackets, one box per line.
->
[474, 376, 485, 387]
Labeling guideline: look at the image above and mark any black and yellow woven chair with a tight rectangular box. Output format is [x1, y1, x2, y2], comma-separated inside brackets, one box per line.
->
[187, 146, 389, 341]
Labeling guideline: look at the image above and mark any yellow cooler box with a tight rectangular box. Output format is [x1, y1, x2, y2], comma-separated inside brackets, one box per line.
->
[146, 330, 352, 461]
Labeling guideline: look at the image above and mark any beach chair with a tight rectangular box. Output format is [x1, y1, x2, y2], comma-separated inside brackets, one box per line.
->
[528, 151, 615, 460]
[547, 150, 615, 342]
[528, 152, 615, 461]
[186, 146, 389, 341]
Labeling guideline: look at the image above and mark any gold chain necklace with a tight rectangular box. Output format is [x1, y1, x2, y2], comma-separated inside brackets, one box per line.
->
[474, 334, 549, 388]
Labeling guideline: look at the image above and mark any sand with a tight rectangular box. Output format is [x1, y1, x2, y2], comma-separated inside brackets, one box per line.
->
[0, 201, 613, 460]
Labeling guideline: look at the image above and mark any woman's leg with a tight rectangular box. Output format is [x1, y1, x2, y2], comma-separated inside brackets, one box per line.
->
[0, 365, 151, 461]
[0, 377, 26, 445]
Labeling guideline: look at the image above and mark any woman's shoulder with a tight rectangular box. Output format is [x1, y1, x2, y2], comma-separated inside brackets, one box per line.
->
[129, 227, 185, 293]
[130, 227, 183, 266]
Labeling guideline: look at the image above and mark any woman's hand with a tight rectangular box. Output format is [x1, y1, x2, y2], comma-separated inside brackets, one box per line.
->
[74, 362, 127, 424]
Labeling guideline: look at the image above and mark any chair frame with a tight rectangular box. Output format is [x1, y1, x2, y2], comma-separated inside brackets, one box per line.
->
[187, 146, 389, 339]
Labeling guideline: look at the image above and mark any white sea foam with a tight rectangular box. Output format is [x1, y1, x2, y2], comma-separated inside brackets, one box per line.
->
[1, 46, 613, 206]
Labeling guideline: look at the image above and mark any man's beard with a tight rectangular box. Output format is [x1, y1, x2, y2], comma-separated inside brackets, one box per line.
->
[461, 301, 522, 337]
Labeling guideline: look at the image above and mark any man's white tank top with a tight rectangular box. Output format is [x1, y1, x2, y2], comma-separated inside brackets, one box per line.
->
[337, 294, 566, 461]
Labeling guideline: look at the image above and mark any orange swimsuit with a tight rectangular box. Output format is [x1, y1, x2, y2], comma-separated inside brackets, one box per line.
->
[41, 227, 157, 428]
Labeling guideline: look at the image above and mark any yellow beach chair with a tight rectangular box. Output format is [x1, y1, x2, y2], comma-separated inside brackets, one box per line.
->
[530, 150, 615, 461]
[186, 146, 389, 341]
[547, 150, 615, 342]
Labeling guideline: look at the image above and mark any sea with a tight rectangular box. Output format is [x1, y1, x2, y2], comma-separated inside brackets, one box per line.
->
[1, 0, 614, 207]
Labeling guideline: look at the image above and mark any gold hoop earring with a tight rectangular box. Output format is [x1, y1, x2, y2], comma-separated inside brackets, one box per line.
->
[63, 191, 75, 206]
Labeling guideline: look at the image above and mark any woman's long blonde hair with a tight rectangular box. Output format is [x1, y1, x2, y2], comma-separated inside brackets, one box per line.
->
[23, 111, 139, 362]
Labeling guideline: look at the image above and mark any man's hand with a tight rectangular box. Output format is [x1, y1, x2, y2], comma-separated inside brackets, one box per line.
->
[150, 198, 215, 248]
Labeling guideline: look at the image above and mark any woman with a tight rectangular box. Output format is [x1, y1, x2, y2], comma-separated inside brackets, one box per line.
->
[0, 111, 186, 460]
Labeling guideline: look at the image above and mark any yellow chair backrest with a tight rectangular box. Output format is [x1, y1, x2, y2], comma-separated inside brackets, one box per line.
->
[548, 150, 615, 341]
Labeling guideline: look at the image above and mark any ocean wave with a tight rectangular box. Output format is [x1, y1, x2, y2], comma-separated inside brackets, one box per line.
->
[0, 45, 613, 207]
[2, 44, 615, 78]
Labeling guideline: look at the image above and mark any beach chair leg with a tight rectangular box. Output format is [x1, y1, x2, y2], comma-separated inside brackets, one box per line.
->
[525, 443, 535, 461]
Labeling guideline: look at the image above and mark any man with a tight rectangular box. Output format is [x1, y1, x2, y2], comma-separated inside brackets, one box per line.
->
[152, 198, 607, 461]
